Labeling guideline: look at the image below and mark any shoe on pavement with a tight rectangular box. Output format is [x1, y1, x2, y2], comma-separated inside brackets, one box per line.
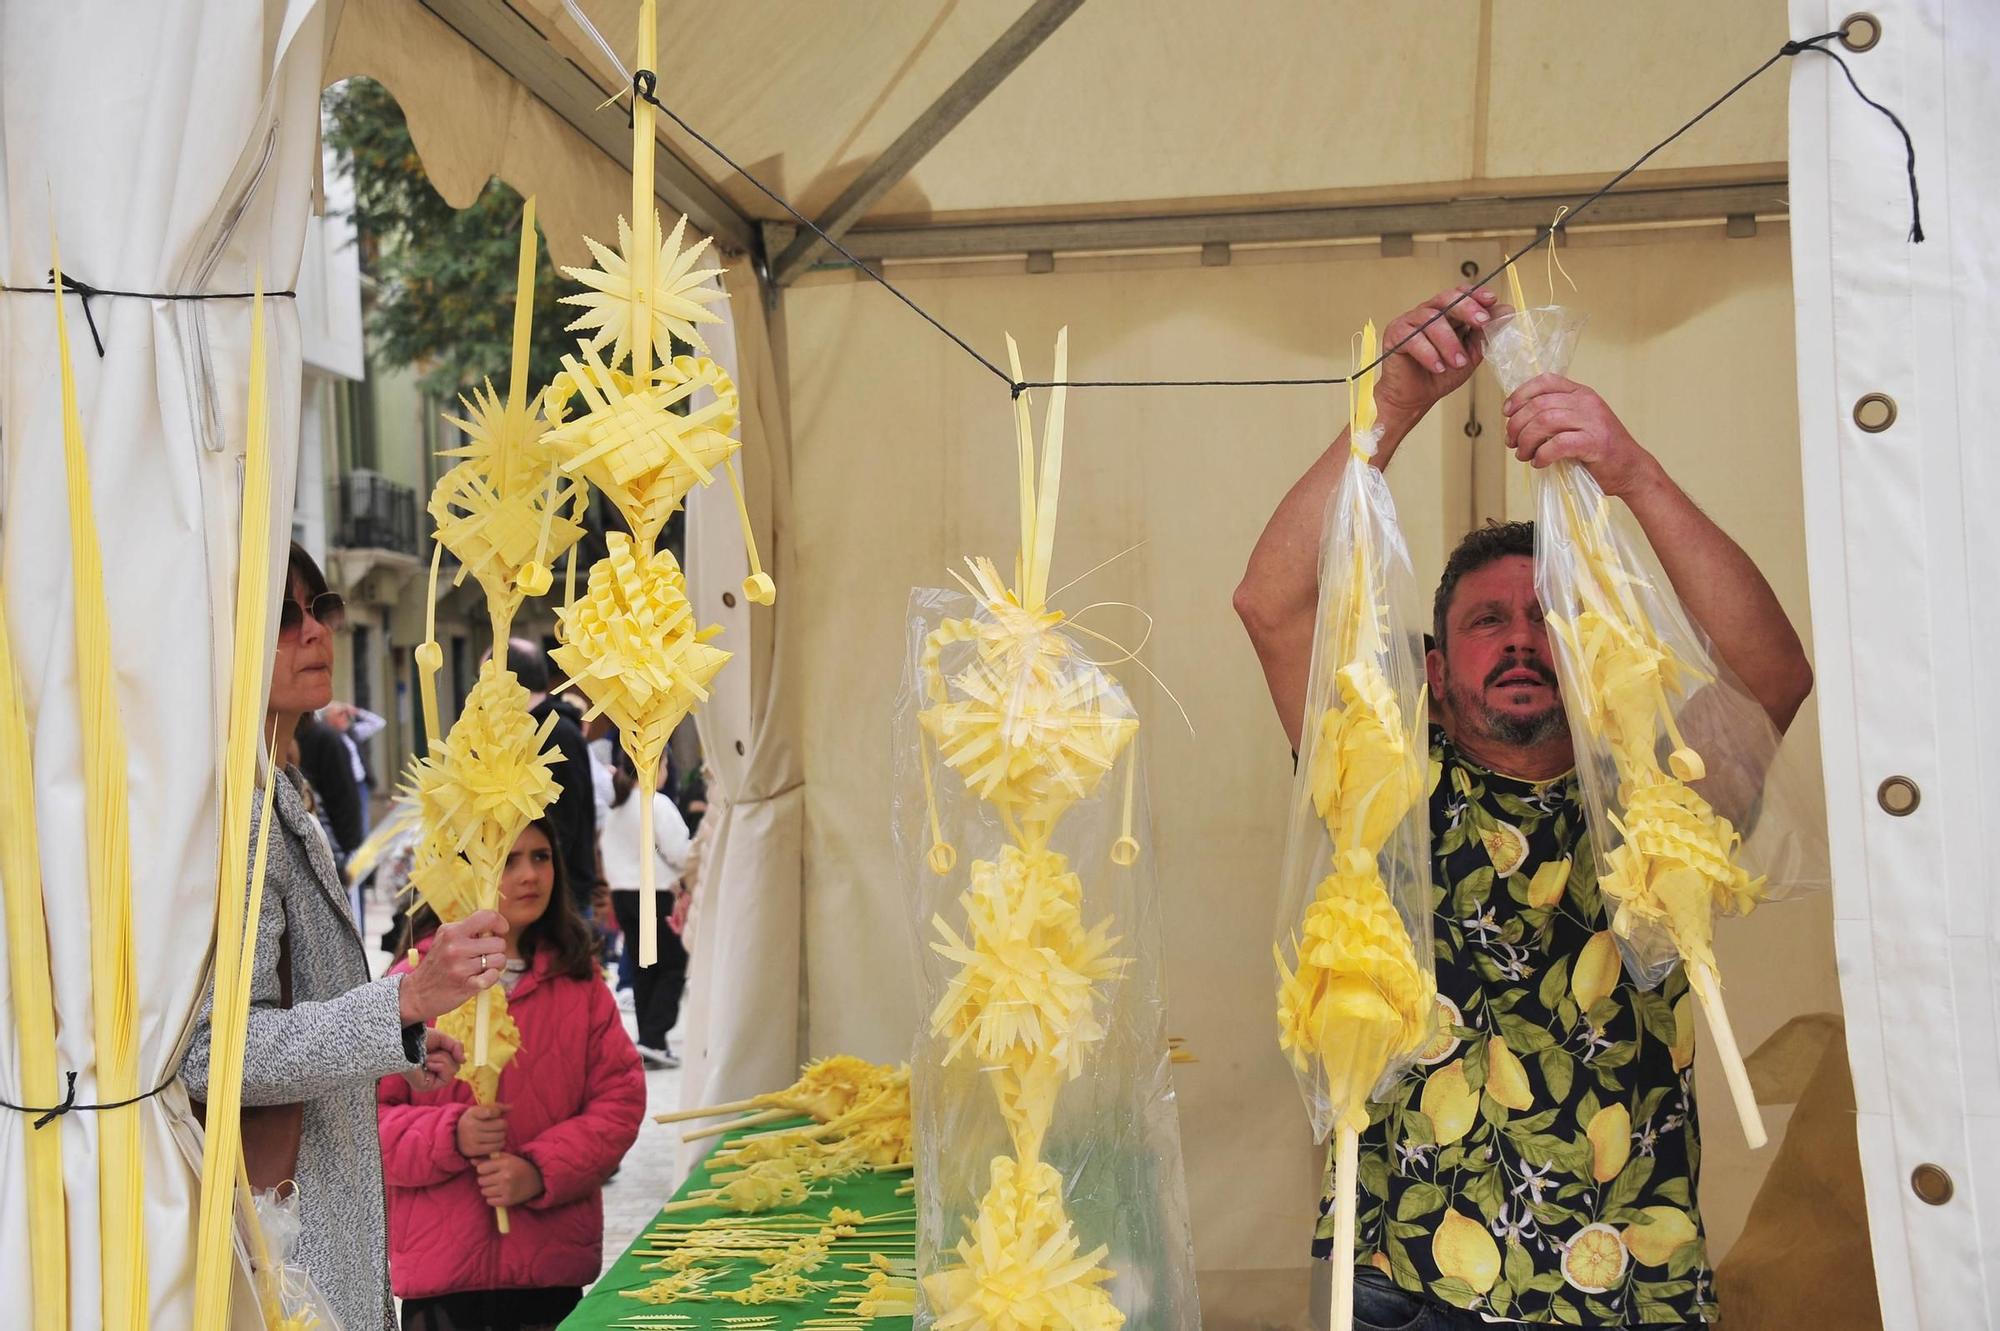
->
[637, 1043, 680, 1070]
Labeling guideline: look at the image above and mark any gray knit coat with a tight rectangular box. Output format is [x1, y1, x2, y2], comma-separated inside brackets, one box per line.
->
[182, 771, 419, 1331]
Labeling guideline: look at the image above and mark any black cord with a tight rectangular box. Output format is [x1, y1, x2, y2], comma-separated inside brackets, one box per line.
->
[631, 70, 1016, 391]
[0, 271, 297, 357]
[1783, 36, 1924, 241]
[0, 1070, 175, 1130]
[627, 26, 1919, 397]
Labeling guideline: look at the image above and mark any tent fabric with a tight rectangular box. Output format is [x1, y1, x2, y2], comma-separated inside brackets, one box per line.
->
[518, 0, 1790, 225]
[1789, 0, 2000, 1325]
[776, 225, 1838, 1326]
[0, 1, 334, 1326]
[325, 0, 639, 270]
[679, 258, 807, 1168]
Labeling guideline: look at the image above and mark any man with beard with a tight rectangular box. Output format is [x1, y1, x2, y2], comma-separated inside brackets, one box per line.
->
[1234, 286, 1813, 1329]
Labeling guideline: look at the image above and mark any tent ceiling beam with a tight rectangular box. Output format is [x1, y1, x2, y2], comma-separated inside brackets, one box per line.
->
[767, 0, 1088, 286]
[417, 0, 757, 253]
[822, 179, 1788, 264]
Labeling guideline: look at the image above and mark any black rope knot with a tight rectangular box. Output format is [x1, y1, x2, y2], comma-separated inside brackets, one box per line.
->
[629, 69, 659, 128]
[31, 1072, 78, 1130]
[49, 269, 106, 357]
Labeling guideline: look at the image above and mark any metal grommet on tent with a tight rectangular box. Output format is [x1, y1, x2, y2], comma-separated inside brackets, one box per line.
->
[1853, 392, 1897, 433]
[1840, 13, 1882, 52]
[722, 591, 738, 608]
[1460, 259, 1481, 279]
[1876, 775, 1920, 816]
[1912, 1163, 1953, 1205]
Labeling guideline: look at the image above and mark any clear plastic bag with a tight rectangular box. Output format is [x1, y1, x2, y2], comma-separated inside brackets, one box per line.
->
[1483, 303, 1828, 1145]
[1271, 423, 1439, 1145]
[892, 331, 1199, 1331]
[1272, 328, 1440, 1331]
[241, 1182, 345, 1330]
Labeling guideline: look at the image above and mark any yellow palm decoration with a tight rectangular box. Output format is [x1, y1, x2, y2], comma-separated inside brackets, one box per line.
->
[912, 331, 1149, 1331]
[551, 531, 730, 966]
[923, 1157, 1124, 1331]
[1274, 323, 1437, 1331]
[433, 377, 587, 634]
[559, 210, 727, 362]
[1491, 270, 1767, 1150]
[543, 347, 743, 557]
[406, 201, 571, 1240]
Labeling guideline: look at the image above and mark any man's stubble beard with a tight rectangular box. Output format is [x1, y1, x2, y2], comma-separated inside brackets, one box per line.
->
[1443, 664, 1569, 749]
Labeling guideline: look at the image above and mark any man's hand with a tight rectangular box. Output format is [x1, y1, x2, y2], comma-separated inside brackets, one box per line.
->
[1374, 285, 1504, 432]
[456, 1103, 510, 1158]
[474, 1152, 545, 1208]
[398, 910, 511, 1024]
[403, 1028, 464, 1093]
[1501, 374, 1662, 499]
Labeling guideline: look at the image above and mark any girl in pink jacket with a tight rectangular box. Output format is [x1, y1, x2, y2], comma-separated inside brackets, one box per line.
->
[379, 818, 646, 1330]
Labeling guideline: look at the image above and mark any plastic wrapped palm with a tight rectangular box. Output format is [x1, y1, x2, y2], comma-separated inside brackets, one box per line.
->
[902, 331, 1198, 1331]
[1479, 264, 1820, 1150]
[1272, 324, 1438, 1331]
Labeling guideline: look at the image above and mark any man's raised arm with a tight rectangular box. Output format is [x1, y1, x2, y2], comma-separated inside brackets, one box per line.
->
[1234, 286, 1501, 748]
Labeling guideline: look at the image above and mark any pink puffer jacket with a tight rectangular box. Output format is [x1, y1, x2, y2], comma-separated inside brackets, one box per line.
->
[377, 946, 645, 1297]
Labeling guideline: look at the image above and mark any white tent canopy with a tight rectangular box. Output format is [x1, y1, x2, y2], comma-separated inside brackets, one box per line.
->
[2, 0, 1991, 1326]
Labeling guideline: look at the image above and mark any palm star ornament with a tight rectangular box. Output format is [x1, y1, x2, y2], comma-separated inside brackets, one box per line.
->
[559, 210, 727, 363]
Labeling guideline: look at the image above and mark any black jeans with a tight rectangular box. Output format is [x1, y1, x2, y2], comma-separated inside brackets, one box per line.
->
[399, 1285, 581, 1331]
[611, 888, 687, 1048]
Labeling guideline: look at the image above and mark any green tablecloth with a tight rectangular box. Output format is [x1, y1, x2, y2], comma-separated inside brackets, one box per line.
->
[560, 1120, 916, 1330]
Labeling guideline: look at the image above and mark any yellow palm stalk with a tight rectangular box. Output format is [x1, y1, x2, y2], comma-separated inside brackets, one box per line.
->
[54, 234, 149, 1331]
[656, 1053, 896, 1125]
[192, 282, 280, 1328]
[1496, 268, 1766, 1148]
[1275, 323, 1436, 1331]
[0, 537, 67, 1331]
[436, 988, 525, 1232]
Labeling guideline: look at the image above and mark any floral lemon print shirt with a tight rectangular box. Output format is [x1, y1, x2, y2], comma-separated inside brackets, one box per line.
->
[1315, 726, 1715, 1326]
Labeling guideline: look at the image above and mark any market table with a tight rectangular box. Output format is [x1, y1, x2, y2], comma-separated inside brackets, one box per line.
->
[560, 1119, 915, 1331]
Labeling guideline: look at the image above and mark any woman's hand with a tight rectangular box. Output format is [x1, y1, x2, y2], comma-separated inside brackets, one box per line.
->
[403, 1029, 465, 1093]
[398, 909, 511, 1024]
[474, 1152, 545, 1208]
[456, 1103, 510, 1158]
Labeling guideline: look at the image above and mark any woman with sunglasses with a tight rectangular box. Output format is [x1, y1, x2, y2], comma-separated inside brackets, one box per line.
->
[183, 544, 514, 1331]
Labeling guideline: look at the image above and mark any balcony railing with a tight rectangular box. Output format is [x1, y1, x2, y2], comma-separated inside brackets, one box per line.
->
[336, 469, 419, 556]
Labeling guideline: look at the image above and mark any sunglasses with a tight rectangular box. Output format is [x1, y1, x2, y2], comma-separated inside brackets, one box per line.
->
[278, 591, 347, 638]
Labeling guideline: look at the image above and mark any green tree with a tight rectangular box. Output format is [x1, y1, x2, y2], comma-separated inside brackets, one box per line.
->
[323, 77, 579, 399]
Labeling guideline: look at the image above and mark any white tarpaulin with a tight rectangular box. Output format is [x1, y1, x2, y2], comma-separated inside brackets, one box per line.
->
[0, 0, 334, 1325]
[1790, 1, 1999, 1326]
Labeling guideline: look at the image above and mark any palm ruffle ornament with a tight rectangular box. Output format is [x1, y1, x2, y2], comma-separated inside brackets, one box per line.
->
[928, 845, 1123, 1162]
[1484, 268, 1774, 1149]
[923, 1158, 1123, 1331]
[1272, 323, 1437, 1331]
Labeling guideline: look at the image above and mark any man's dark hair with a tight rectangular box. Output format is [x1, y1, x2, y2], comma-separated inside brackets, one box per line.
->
[1432, 520, 1535, 651]
[505, 638, 550, 692]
